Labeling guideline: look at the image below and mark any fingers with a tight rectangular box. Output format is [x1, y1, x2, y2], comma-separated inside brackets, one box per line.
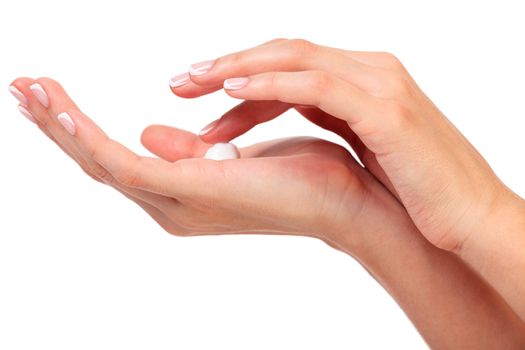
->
[10, 77, 183, 206]
[198, 98, 400, 199]
[169, 38, 287, 99]
[168, 38, 414, 155]
[171, 38, 385, 99]
[141, 124, 211, 161]
[141, 124, 277, 160]
[221, 71, 390, 135]
[199, 100, 292, 143]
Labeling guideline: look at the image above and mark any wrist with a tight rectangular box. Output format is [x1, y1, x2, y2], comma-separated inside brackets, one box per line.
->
[458, 188, 525, 262]
[326, 211, 424, 267]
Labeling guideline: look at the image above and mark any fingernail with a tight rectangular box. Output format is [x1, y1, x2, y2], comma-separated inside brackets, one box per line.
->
[9, 85, 28, 105]
[18, 105, 37, 123]
[57, 112, 76, 135]
[224, 77, 249, 90]
[169, 72, 190, 88]
[189, 60, 215, 76]
[199, 118, 220, 136]
[29, 83, 49, 107]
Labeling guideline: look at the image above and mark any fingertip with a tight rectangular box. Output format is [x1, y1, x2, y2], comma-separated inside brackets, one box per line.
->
[198, 127, 231, 144]
[9, 77, 34, 87]
[222, 85, 245, 100]
[170, 82, 221, 99]
[140, 124, 163, 147]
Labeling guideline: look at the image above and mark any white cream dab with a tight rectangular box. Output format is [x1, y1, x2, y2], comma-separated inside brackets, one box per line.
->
[203, 143, 240, 160]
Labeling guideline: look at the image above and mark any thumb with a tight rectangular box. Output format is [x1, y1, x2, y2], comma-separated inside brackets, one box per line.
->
[141, 125, 210, 162]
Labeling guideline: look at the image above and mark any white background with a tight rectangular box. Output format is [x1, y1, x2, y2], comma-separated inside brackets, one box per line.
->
[1, 1, 524, 349]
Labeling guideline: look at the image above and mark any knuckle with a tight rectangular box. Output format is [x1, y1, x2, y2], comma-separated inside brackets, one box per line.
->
[288, 38, 318, 57]
[385, 101, 413, 131]
[309, 71, 334, 94]
[267, 72, 279, 90]
[376, 52, 404, 70]
[386, 73, 412, 97]
[90, 163, 114, 184]
[86, 136, 110, 163]
[114, 163, 142, 187]
[263, 37, 288, 45]
[222, 50, 247, 69]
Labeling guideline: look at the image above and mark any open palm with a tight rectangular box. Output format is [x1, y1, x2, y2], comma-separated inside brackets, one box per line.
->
[12, 77, 407, 249]
[139, 126, 400, 243]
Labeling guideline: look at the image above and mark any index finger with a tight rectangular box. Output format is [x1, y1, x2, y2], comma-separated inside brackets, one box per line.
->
[58, 108, 218, 199]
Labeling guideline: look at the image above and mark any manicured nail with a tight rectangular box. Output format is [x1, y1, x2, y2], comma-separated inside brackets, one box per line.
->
[169, 72, 190, 88]
[18, 105, 37, 123]
[199, 118, 220, 136]
[189, 60, 215, 76]
[29, 83, 49, 107]
[224, 78, 249, 90]
[57, 112, 76, 135]
[9, 85, 28, 105]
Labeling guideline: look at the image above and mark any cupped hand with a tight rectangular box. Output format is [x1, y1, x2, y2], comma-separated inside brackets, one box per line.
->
[10, 77, 412, 253]
[170, 38, 523, 252]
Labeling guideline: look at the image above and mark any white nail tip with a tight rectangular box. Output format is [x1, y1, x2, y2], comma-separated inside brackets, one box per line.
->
[9, 85, 28, 104]
[57, 112, 76, 135]
[189, 64, 213, 76]
[203, 143, 240, 160]
[18, 105, 37, 123]
[29, 83, 44, 93]
[169, 76, 190, 88]
[29, 83, 49, 107]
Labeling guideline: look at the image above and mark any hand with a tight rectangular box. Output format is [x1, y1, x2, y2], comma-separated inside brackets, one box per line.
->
[9, 77, 412, 254]
[10, 77, 525, 347]
[170, 38, 525, 252]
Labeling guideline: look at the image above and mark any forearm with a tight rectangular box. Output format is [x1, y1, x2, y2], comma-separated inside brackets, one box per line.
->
[458, 191, 525, 323]
[333, 219, 525, 349]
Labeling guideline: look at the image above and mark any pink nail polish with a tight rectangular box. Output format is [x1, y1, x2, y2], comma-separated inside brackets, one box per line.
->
[169, 72, 190, 88]
[199, 118, 220, 136]
[189, 60, 215, 76]
[29, 83, 49, 107]
[224, 77, 249, 90]
[57, 112, 76, 135]
[18, 105, 37, 123]
[9, 85, 28, 105]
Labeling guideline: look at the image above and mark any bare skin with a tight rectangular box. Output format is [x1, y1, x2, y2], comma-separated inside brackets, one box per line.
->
[175, 38, 525, 325]
[8, 39, 525, 348]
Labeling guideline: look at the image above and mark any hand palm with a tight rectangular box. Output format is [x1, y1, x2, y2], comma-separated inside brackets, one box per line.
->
[140, 129, 372, 240]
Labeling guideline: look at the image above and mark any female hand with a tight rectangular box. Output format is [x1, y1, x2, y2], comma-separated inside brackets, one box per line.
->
[169, 38, 525, 322]
[171, 38, 524, 253]
[10, 77, 525, 347]
[9, 77, 411, 252]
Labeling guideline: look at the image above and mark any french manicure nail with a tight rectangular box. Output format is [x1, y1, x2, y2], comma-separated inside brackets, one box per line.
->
[57, 112, 76, 135]
[224, 77, 249, 90]
[199, 118, 220, 136]
[29, 83, 49, 107]
[18, 105, 37, 123]
[189, 60, 215, 76]
[9, 85, 28, 105]
[169, 72, 190, 88]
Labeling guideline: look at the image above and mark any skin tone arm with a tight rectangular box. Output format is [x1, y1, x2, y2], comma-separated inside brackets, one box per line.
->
[169, 38, 525, 324]
[9, 76, 525, 348]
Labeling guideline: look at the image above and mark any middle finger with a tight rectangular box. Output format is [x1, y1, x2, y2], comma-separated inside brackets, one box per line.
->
[171, 39, 385, 99]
